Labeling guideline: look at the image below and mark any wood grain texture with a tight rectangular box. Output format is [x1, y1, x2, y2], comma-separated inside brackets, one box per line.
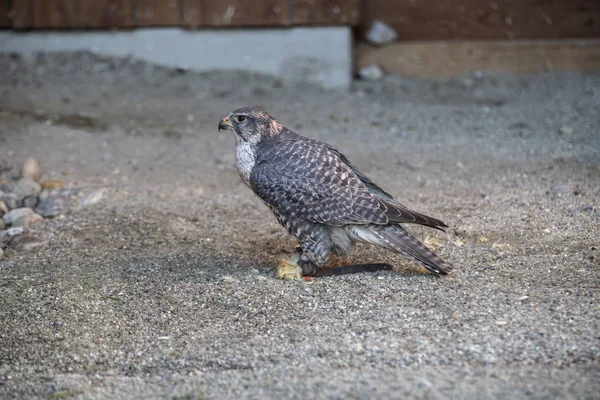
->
[202, 0, 289, 26]
[356, 39, 600, 77]
[293, 0, 360, 25]
[11, 0, 133, 28]
[361, 0, 600, 40]
[0, 0, 9, 27]
[134, 0, 180, 26]
[181, 0, 202, 27]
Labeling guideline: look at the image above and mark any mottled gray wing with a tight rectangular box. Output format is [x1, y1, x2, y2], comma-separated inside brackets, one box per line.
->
[250, 139, 445, 228]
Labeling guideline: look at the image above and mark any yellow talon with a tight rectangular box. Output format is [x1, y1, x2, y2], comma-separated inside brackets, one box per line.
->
[276, 259, 302, 280]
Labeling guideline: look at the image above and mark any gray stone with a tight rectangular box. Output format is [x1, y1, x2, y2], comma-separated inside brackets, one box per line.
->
[0, 200, 8, 216]
[81, 188, 105, 206]
[0, 182, 15, 193]
[13, 178, 41, 200]
[0, 194, 20, 210]
[36, 195, 64, 217]
[23, 195, 39, 208]
[358, 65, 384, 81]
[366, 21, 398, 46]
[279, 56, 331, 88]
[9, 235, 46, 252]
[22, 157, 41, 182]
[0, 247, 3, 260]
[2, 226, 27, 238]
[12, 213, 43, 228]
[0, 219, 4, 231]
[1, 226, 27, 248]
[2, 207, 35, 226]
[0, 27, 353, 89]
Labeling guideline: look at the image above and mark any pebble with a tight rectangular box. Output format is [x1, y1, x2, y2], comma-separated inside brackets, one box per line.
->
[366, 20, 398, 46]
[0, 200, 8, 216]
[558, 125, 573, 136]
[41, 180, 66, 190]
[0, 194, 20, 210]
[36, 195, 64, 218]
[2, 226, 27, 239]
[23, 195, 39, 208]
[9, 235, 46, 252]
[2, 207, 35, 226]
[13, 178, 42, 200]
[22, 157, 41, 182]
[358, 65, 384, 81]
[551, 183, 580, 194]
[0, 247, 3, 260]
[0, 182, 16, 194]
[81, 188, 105, 206]
[0, 219, 4, 231]
[12, 213, 43, 228]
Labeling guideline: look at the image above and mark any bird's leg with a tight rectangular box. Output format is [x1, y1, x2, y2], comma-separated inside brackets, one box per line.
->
[276, 246, 303, 280]
[276, 245, 321, 279]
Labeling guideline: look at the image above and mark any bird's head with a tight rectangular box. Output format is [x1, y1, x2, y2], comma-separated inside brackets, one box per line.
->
[218, 107, 286, 143]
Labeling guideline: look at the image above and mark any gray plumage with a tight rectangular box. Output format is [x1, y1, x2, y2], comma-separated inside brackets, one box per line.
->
[218, 107, 453, 277]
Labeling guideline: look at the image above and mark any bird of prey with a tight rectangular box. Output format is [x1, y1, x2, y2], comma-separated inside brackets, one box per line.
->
[218, 107, 453, 279]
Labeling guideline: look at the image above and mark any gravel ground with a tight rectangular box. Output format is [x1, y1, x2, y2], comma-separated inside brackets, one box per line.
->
[0, 53, 599, 399]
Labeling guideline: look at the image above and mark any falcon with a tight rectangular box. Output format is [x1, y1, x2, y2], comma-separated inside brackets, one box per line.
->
[218, 107, 453, 279]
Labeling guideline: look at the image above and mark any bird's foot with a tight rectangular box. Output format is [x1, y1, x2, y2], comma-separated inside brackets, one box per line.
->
[276, 259, 302, 280]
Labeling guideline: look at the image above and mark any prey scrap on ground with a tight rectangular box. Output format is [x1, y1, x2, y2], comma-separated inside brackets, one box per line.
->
[218, 107, 453, 279]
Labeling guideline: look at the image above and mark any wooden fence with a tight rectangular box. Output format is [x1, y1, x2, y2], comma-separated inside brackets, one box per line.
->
[2, 0, 359, 29]
[1, 1, 598, 41]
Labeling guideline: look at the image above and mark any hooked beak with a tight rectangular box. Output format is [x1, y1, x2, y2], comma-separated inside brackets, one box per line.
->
[218, 117, 234, 132]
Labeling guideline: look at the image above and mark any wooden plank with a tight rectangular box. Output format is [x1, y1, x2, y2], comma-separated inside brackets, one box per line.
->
[356, 39, 600, 78]
[10, 0, 33, 28]
[181, 0, 202, 27]
[361, 0, 600, 41]
[134, 0, 180, 26]
[12, 0, 133, 29]
[292, 0, 360, 25]
[0, 0, 9, 27]
[202, 0, 289, 26]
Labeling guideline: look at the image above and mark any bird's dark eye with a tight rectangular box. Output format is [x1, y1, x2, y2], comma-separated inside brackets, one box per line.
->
[234, 115, 247, 123]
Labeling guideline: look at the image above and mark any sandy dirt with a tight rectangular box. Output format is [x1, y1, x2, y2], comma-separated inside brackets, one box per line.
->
[0, 53, 599, 399]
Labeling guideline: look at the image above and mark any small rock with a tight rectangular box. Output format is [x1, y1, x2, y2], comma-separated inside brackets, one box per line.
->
[23, 195, 39, 208]
[81, 188, 105, 206]
[0, 182, 16, 194]
[13, 178, 41, 200]
[0, 219, 4, 231]
[0, 201, 8, 216]
[366, 20, 398, 46]
[36, 195, 64, 218]
[0, 194, 20, 210]
[558, 125, 573, 136]
[9, 235, 46, 252]
[551, 183, 580, 195]
[2, 207, 35, 226]
[1, 226, 27, 247]
[358, 65, 384, 81]
[22, 157, 41, 182]
[12, 213, 43, 228]
[41, 180, 66, 190]
[0, 247, 3, 260]
[2, 226, 27, 239]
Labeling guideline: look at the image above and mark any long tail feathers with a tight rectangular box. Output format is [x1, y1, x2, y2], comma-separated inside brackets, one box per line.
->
[366, 225, 453, 275]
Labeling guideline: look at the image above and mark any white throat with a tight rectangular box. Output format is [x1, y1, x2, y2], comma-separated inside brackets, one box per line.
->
[234, 135, 257, 186]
